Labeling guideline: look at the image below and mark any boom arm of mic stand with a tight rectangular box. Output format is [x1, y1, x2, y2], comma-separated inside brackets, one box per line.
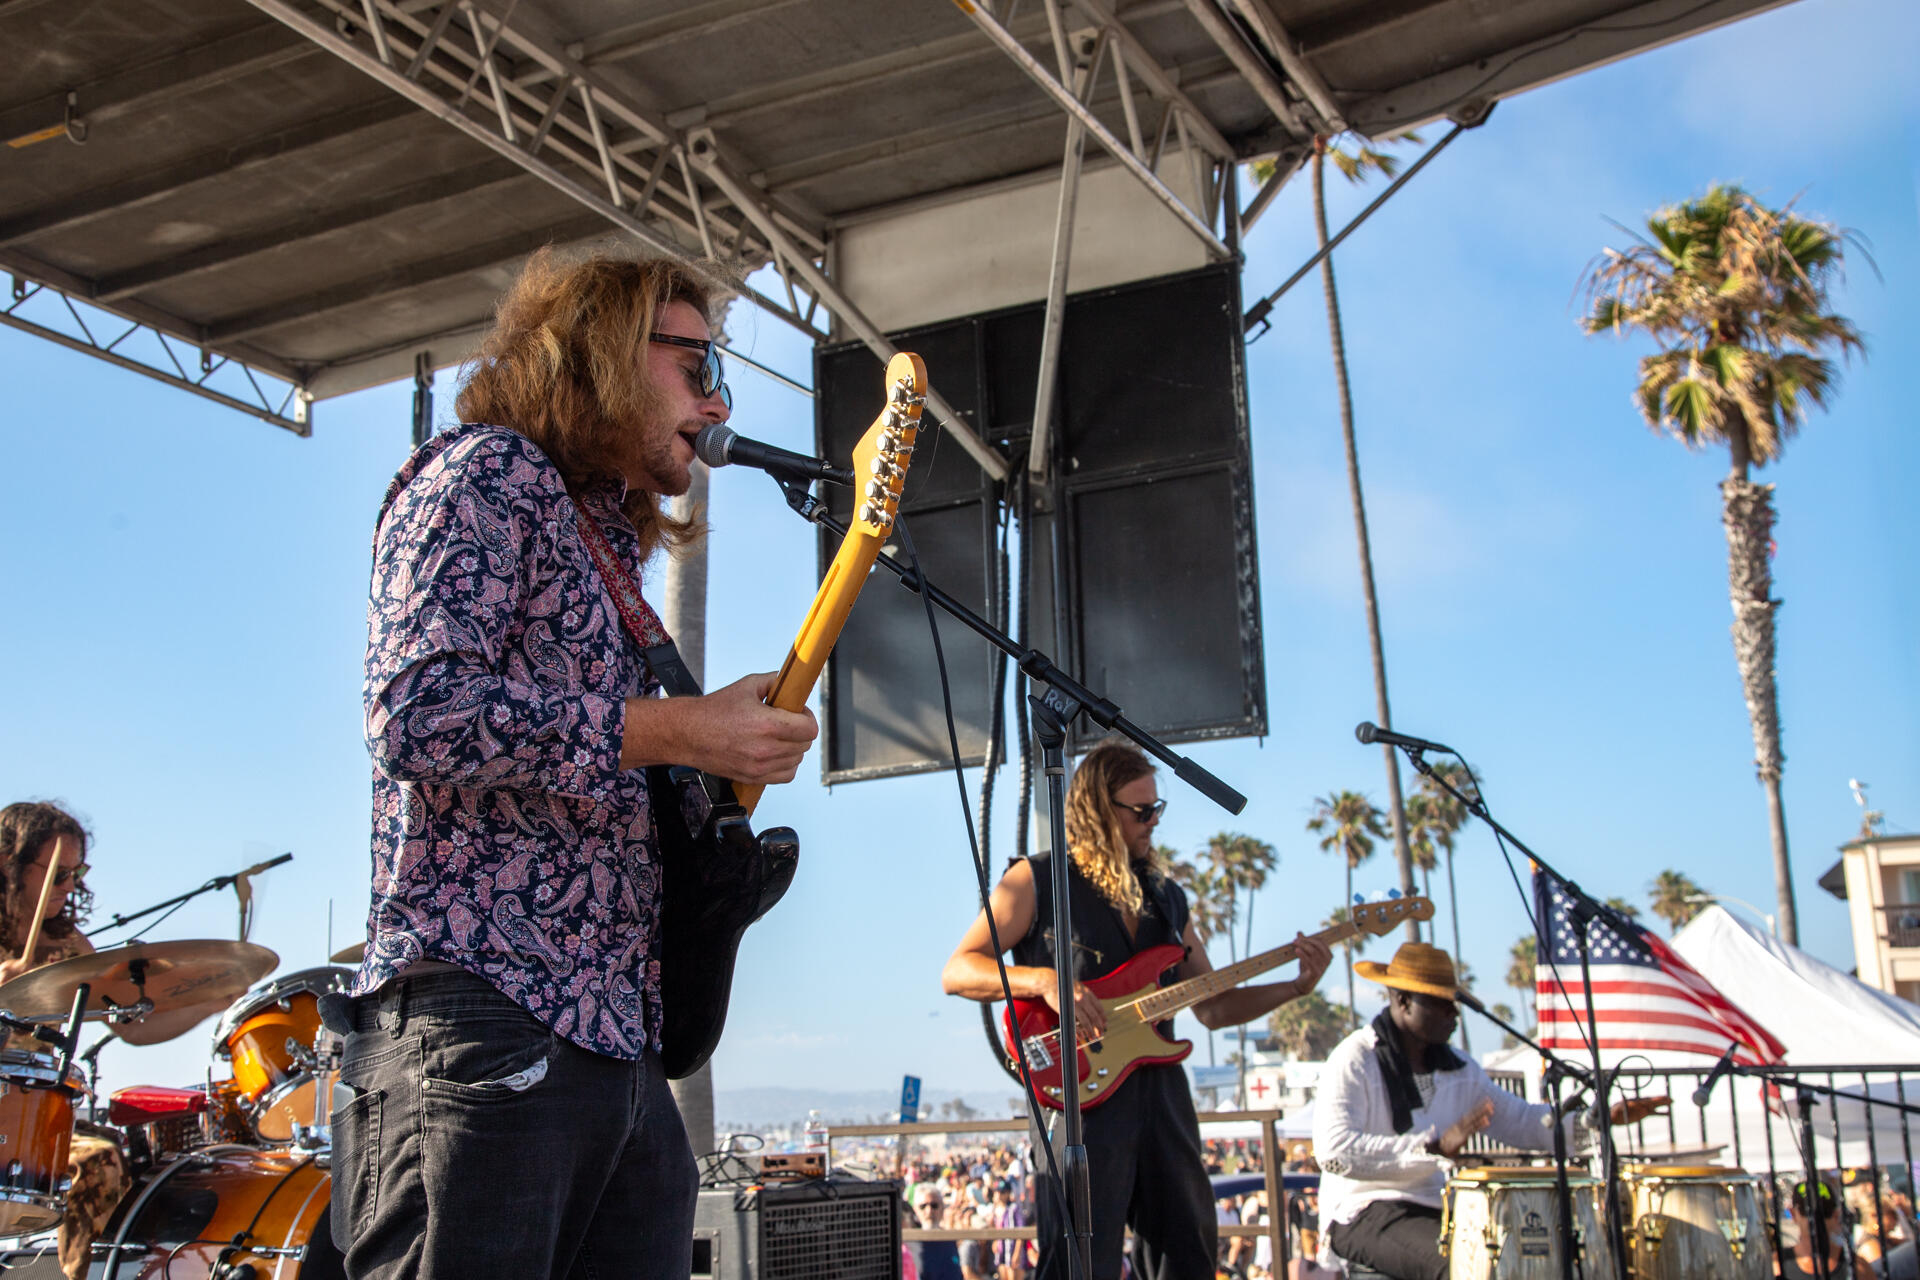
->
[86, 852, 295, 937]
[786, 494, 1247, 814]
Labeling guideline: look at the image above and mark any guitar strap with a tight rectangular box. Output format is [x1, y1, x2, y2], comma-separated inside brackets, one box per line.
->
[569, 498, 702, 698]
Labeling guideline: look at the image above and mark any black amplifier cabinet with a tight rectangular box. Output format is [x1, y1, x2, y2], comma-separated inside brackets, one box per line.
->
[694, 1179, 901, 1280]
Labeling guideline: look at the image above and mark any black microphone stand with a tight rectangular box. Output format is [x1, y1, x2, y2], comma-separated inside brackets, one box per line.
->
[764, 471, 1247, 1280]
[1390, 744, 1632, 1280]
[1466, 999, 1599, 1280]
[85, 852, 293, 937]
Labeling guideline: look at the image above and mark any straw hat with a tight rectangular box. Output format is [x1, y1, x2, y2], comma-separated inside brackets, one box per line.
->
[1354, 941, 1462, 1000]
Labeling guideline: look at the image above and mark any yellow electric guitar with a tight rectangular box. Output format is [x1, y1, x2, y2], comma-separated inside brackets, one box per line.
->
[653, 352, 925, 1079]
[733, 350, 926, 813]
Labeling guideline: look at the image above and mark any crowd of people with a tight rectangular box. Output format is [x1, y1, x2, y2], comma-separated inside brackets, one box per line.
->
[886, 1133, 1920, 1280]
[892, 1137, 1332, 1280]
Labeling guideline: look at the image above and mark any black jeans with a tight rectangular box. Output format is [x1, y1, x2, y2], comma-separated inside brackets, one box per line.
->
[1030, 1064, 1217, 1280]
[327, 969, 696, 1280]
[1328, 1200, 1446, 1280]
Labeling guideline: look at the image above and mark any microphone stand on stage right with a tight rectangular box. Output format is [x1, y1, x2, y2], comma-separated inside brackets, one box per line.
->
[1356, 721, 1640, 1280]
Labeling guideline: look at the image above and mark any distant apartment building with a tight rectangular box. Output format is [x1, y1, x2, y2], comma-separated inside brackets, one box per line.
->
[1825, 831, 1920, 1003]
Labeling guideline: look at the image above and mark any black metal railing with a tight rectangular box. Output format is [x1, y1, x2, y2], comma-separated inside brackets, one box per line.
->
[1878, 905, 1920, 949]
[1605, 1061, 1920, 1278]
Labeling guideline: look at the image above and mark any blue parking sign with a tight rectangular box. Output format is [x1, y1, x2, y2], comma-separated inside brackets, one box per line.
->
[900, 1075, 921, 1123]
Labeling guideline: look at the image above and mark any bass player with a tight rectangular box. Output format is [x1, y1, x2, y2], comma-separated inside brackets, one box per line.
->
[942, 738, 1332, 1279]
[334, 250, 817, 1280]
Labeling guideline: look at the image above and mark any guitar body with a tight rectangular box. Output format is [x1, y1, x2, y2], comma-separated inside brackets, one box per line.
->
[1003, 943, 1193, 1112]
[998, 897, 1435, 1111]
[650, 762, 797, 1080]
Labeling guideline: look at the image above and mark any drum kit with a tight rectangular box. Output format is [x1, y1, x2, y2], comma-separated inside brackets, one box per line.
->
[0, 938, 362, 1277]
[1438, 1163, 1772, 1280]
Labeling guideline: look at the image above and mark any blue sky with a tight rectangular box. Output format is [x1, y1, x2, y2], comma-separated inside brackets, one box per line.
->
[3, 0, 1914, 1104]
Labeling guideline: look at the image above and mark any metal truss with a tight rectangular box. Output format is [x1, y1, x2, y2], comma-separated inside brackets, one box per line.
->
[951, 0, 1241, 263]
[241, 0, 1007, 478]
[1, 274, 311, 435]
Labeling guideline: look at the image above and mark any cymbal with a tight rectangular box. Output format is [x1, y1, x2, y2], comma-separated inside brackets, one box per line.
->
[0, 939, 278, 1047]
[329, 941, 366, 964]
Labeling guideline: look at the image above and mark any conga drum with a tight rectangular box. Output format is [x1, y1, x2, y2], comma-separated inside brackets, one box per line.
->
[1440, 1167, 1618, 1279]
[1622, 1164, 1768, 1279]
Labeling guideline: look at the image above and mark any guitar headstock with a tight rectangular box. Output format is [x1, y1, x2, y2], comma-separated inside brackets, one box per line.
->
[1352, 896, 1436, 937]
[849, 353, 927, 536]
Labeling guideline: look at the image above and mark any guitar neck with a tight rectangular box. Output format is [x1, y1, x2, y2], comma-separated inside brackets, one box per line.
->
[730, 353, 925, 817]
[1129, 920, 1359, 1024]
[731, 530, 880, 816]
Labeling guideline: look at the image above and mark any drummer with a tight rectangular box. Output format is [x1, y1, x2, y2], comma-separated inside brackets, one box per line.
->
[1312, 942, 1667, 1280]
[0, 802, 130, 1280]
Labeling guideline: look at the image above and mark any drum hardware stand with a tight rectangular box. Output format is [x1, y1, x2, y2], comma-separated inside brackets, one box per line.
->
[1395, 743, 1636, 1280]
[85, 853, 293, 939]
[765, 469, 1248, 1280]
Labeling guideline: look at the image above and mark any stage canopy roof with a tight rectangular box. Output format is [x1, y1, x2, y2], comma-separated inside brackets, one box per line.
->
[2, 0, 1794, 441]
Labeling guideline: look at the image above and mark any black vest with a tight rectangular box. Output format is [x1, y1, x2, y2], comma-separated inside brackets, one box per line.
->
[1011, 853, 1190, 1030]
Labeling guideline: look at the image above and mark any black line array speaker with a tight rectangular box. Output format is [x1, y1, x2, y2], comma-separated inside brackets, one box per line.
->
[815, 262, 1265, 782]
[693, 1179, 902, 1280]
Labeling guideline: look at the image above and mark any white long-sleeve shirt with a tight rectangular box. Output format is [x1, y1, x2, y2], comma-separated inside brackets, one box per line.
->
[1313, 1023, 1578, 1228]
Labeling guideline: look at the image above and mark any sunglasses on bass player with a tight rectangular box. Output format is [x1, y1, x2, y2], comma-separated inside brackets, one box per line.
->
[649, 333, 732, 410]
[1113, 798, 1167, 823]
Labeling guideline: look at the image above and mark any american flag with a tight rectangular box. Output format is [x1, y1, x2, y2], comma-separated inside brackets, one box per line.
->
[1533, 870, 1786, 1063]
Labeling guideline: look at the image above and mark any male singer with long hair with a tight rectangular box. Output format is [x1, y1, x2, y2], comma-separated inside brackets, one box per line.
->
[333, 249, 816, 1279]
[943, 739, 1332, 1279]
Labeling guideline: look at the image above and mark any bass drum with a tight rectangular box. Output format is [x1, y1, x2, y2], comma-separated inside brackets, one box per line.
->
[91, 1146, 344, 1279]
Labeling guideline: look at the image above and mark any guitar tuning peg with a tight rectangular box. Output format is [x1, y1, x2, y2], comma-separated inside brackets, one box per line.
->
[864, 479, 894, 503]
[870, 456, 902, 482]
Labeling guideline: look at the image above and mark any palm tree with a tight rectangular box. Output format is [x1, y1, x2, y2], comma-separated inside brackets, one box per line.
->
[1648, 869, 1709, 934]
[1580, 185, 1866, 947]
[1404, 794, 1440, 907]
[1167, 849, 1235, 1064]
[1506, 935, 1537, 1027]
[1309, 790, 1386, 1028]
[1604, 896, 1642, 920]
[1267, 990, 1347, 1061]
[1490, 1002, 1522, 1050]
[1167, 851, 1231, 949]
[1415, 761, 1481, 985]
[1204, 832, 1280, 1104]
[1312, 130, 1423, 936]
[1205, 832, 1280, 962]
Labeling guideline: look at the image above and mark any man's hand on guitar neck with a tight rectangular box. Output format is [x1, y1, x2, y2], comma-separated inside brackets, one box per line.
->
[619, 672, 818, 783]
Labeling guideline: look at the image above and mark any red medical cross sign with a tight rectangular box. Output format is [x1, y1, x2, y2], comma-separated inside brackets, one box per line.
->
[1248, 1076, 1273, 1101]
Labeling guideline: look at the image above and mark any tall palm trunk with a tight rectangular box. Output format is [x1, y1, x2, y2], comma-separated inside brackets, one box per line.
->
[1721, 430, 1798, 944]
[661, 469, 717, 1155]
[1313, 146, 1416, 937]
[1446, 847, 1470, 1053]
[1344, 856, 1357, 1029]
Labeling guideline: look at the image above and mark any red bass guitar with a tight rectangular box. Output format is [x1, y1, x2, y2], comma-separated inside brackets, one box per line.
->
[1003, 896, 1433, 1110]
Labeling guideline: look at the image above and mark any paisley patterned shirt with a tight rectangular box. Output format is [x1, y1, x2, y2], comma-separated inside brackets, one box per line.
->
[355, 422, 664, 1059]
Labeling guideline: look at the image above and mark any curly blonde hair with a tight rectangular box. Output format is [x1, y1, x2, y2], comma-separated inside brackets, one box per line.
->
[1063, 739, 1162, 915]
[454, 247, 724, 561]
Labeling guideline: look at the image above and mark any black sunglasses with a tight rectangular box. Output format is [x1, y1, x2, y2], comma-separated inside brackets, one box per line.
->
[1113, 798, 1167, 823]
[649, 333, 731, 410]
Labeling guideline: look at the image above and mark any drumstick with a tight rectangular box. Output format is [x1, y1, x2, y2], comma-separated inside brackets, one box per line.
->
[18, 834, 67, 966]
